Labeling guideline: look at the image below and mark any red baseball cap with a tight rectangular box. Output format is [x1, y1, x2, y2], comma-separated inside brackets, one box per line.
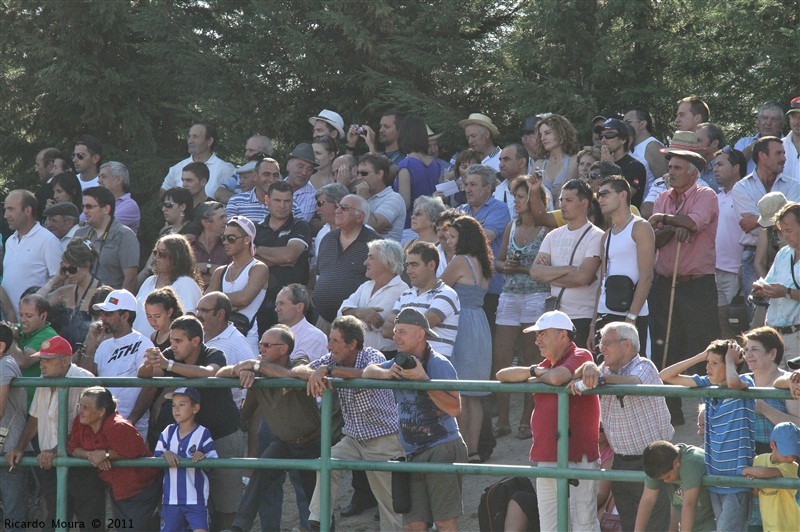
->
[31, 336, 73, 358]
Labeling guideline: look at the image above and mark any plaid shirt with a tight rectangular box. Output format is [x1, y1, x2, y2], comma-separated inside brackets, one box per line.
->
[310, 347, 399, 441]
[599, 356, 674, 455]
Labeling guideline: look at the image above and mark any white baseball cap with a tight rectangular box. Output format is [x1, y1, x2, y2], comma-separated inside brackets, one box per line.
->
[523, 310, 575, 333]
[93, 289, 137, 312]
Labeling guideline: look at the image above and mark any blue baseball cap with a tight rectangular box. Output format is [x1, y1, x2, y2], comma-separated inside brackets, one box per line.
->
[771, 422, 800, 457]
[167, 387, 201, 404]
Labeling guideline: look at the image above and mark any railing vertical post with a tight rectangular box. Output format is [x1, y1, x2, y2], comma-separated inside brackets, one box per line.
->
[56, 386, 69, 532]
[319, 387, 333, 532]
[556, 391, 570, 531]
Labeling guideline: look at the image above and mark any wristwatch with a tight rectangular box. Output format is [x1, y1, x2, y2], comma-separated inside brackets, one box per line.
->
[104, 450, 110, 459]
[530, 366, 539, 377]
[327, 363, 334, 376]
[786, 287, 793, 300]
[206, 263, 212, 274]
[253, 360, 261, 374]
[626, 313, 638, 321]
[166, 359, 174, 372]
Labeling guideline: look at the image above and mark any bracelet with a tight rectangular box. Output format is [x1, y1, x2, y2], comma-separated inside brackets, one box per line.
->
[166, 360, 174, 372]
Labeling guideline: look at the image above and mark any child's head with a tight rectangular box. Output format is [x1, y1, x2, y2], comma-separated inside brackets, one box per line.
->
[169, 387, 201, 423]
[704, 340, 730, 384]
[643, 440, 681, 482]
[770, 422, 800, 463]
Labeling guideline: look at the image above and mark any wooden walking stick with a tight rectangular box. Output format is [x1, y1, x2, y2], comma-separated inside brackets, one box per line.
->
[661, 241, 682, 370]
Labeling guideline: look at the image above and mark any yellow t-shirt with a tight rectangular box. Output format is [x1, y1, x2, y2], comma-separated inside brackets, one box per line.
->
[753, 453, 800, 532]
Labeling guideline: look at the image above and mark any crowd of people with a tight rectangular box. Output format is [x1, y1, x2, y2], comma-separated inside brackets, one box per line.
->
[1, 96, 800, 531]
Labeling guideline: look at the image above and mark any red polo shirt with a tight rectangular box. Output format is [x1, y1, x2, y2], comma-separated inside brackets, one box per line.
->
[67, 413, 160, 500]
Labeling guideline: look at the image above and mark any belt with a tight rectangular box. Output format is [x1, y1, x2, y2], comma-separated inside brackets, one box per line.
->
[774, 324, 800, 335]
[661, 273, 707, 284]
[614, 453, 643, 462]
[288, 429, 321, 445]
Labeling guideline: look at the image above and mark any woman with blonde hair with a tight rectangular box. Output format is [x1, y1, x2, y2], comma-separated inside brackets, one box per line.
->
[37, 237, 102, 349]
[133, 234, 203, 337]
[534, 114, 580, 208]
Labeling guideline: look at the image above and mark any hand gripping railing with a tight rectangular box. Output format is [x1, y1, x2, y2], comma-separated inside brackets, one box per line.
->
[10, 376, 799, 532]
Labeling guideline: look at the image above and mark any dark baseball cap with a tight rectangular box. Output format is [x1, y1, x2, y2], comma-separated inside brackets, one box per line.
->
[396, 307, 439, 339]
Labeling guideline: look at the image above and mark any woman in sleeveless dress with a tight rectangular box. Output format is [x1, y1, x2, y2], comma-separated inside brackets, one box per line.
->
[133, 234, 203, 338]
[493, 178, 550, 439]
[441, 215, 493, 463]
[207, 216, 268, 355]
[534, 115, 579, 208]
[37, 237, 102, 350]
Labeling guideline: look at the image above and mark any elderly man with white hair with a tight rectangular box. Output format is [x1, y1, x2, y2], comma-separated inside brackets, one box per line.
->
[312, 194, 380, 333]
[339, 239, 409, 355]
[97, 161, 141, 233]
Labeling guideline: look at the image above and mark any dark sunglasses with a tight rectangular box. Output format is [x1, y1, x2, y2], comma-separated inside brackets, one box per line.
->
[600, 132, 620, 139]
[221, 234, 247, 244]
[71, 152, 87, 160]
[358, 170, 371, 176]
[588, 172, 603, 180]
[60, 265, 79, 274]
[162, 201, 176, 209]
[316, 200, 329, 208]
[152, 249, 169, 258]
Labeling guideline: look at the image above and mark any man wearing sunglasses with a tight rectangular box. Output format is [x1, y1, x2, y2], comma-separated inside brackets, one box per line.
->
[594, 118, 647, 209]
[72, 134, 103, 190]
[159, 121, 236, 200]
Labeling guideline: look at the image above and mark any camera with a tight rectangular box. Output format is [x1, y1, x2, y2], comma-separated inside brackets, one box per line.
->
[393, 352, 418, 370]
[353, 125, 367, 136]
[511, 250, 523, 261]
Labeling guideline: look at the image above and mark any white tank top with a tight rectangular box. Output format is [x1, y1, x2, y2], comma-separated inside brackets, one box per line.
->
[598, 216, 649, 316]
[632, 136, 660, 199]
[222, 259, 266, 326]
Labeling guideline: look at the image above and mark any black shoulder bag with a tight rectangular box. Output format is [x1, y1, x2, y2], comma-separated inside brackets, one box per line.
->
[544, 225, 593, 312]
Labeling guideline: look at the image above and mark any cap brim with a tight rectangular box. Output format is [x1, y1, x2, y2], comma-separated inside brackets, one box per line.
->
[288, 155, 320, 168]
[31, 351, 68, 358]
[309, 116, 345, 138]
[428, 133, 443, 140]
[522, 324, 539, 333]
[425, 329, 440, 339]
[787, 109, 800, 115]
[787, 356, 800, 370]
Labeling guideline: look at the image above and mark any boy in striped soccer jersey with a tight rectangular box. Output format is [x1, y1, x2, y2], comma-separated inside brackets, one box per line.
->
[155, 387, 218, 532]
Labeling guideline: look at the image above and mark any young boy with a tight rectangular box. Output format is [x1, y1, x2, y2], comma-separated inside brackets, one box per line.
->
[637, 440, 716, 532]
[154, 387, 218, 532]
[742, 422, 800, 532]
[660, 340, 756, 532]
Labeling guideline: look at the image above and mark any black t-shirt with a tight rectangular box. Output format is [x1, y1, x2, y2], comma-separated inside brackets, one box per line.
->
[615, 154, 647, 208]
[163, 344, 240, 439]
[254, 215, 312, 300]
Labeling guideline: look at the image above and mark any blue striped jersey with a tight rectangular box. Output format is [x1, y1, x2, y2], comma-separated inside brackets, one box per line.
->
[155, 423, 218, 505]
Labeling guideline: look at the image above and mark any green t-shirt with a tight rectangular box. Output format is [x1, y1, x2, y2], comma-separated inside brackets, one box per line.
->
[18, 323, 57, 407]
[644, 444, 716, 532]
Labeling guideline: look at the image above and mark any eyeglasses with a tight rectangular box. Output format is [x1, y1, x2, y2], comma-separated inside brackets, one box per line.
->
[588, 172, 603, 180]
[596, 189, 614, 197]
[336, 203, 362, 213]
[600, 132, 620, 139]
[83, 203, 99, 210]
[71, 152, 87, 160]
[152, 249, 169, 258]
[221, 234, 247, 244]
[259, 342, 286, 348]
[251, 152, 270, 161]
[162, 201, 176, 209]
[60, 265, 79, 274]
[316, 200, 330, 207]
[358, 170, 371, 177]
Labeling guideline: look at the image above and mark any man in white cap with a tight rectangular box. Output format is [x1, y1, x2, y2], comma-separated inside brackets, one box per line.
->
[160, 121, 236, 199]
[309, 109, 346, 140]
[459, 112, 502, 171]
[81, 289, 155, 440]
[364, 307, 467, 532]
[497, 310, 600, 532]
[5, 336, 100, 531]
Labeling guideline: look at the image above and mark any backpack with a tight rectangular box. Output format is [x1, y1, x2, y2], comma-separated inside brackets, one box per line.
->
[477, 476, 538, 532]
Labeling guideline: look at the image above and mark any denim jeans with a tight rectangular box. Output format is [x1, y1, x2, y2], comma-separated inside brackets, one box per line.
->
[710, 490, 750, 532]
[0, 465, 30, 530]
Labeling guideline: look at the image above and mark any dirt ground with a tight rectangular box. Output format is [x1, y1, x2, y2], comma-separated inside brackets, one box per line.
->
[271, 393, 703, 531]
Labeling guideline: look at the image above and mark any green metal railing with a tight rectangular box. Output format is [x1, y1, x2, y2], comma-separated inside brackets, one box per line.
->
[10, 376, 799, 532]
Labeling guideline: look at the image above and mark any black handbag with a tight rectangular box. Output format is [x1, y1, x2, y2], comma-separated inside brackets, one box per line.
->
[391, 456, 411, 514]
[603, 227, 636, 313]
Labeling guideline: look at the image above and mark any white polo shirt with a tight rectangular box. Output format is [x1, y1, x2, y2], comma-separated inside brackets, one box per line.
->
[160, 153, 237, 199]
[2, 223, 62, 313]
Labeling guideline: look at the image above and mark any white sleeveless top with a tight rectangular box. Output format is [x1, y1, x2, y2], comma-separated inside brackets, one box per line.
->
[598, 216, 649, 316]
[222, 259, 266, 335]
[632, 136, 660, 199]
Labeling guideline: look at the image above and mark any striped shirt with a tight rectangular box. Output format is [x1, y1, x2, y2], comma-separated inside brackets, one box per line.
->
[693, 374, 755, 494]
[155, 423, 218, 505]
[392, 279, 460, 357]
[310, 347, 398, 441]
[225, 188, 303, 224]
[599, 356, 674, 455]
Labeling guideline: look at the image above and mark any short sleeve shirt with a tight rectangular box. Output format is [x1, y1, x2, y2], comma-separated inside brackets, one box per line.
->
[615, 154, 647, 208]
[254, 215, 312, 300]
[367, 187, 406, 241]
[155, 423, 218, 505]
[392, 280, 460, 357]
[0, 356, 31, 454]
[74, 218, 140, 288]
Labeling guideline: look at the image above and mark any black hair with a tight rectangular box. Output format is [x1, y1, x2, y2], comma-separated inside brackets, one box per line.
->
[170, 315, 204, 342]
[82, 186, 116, 216]
[643, 441, 679, 479]
[183, 161, 210, 184]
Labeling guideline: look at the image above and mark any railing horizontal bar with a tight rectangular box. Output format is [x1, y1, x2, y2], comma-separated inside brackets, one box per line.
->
[9, 377, 792, 400]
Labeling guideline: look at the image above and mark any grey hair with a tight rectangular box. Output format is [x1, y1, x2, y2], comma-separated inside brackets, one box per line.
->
[758, 101, 786, 125]
[343, 194, 370, 221]
[465, 164, 498, 191]
[195, 201, 225, 221]
[315, 183, 348, 204]
[100, 161, 130, 192]
[599, 321, 640, 353]
[413, 195, 447, 223]
[368, 239, 405, 275]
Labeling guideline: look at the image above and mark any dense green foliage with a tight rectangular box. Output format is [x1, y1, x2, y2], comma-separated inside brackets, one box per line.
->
[2, 0, 798, 248]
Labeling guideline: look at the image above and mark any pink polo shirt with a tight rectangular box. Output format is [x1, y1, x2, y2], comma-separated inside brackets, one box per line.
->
[653, 183, 718, 277]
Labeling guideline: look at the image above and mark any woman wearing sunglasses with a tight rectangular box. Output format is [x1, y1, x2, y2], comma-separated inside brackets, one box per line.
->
[133, 234, 203, 337]
[534, 114, 580, 209]
[47, 171, 83, 213]
[159, 187, 194, 237]
[36, 237, 102, 349]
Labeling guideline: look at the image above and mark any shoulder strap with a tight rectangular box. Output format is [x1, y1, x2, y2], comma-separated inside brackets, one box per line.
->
[791, 253, 800, 289]
[568, 225, 594, 266]
[462, 255, 479, 284]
